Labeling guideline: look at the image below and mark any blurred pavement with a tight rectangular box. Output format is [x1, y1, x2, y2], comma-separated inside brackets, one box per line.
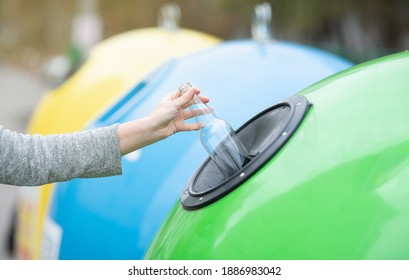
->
[0, 65, 45, 259]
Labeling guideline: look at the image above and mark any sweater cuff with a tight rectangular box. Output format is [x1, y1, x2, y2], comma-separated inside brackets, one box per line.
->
[82, 123, 122, 178]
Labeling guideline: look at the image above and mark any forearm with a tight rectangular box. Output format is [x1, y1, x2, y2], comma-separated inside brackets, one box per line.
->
[118, 117, 164, 155]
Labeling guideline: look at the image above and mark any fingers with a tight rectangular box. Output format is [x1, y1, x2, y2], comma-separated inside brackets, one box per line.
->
[169, 89, 182, 100]
[166, 84, 209, 135]
[178, 122, 202, 132]
[172, 86, 201, 108]
[182, 107, 212, 120]
[181, 95, 210, 110]
[198, 94, 209, 104]
[182, 109, 196, 120]
[190, 86, 201, 95]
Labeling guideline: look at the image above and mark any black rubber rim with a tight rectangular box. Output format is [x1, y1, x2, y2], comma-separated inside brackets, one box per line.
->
[181, 95, 311, 210]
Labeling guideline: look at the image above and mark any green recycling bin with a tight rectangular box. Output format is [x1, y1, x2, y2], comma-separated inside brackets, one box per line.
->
[145, 51, 409, 260]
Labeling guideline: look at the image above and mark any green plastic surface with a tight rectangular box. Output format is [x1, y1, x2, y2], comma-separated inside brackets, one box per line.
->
[145, 51, 409, 260]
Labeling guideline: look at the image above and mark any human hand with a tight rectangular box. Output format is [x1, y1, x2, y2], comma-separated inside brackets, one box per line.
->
[148, 85, 210, 139]
[118, 85, 209, 155]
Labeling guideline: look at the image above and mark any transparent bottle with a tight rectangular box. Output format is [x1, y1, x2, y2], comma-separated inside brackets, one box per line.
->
[178, 82, 251, 176]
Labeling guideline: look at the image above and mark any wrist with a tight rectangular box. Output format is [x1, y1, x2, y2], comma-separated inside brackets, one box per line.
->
[143, 115, 166, 141]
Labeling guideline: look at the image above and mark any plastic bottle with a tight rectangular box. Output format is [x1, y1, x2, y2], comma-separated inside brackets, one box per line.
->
[178, 82, 251, 176]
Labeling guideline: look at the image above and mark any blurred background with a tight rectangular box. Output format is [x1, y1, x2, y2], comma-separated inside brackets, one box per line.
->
[1, 0, 408, 71]
[0, 0, 408, 260]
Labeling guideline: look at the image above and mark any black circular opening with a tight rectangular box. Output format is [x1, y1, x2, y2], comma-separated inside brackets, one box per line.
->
[181, 95, 311, 210]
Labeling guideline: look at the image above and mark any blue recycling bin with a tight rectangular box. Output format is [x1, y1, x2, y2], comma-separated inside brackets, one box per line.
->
[45, 40, 353, 259]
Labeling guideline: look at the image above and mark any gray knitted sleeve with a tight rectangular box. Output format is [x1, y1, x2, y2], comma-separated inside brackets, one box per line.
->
[0, 124, 122, 186]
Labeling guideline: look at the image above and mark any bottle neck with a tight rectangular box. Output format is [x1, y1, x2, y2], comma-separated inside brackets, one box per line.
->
[178, 82, 217, 127]
[189, 94, 217, 127]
